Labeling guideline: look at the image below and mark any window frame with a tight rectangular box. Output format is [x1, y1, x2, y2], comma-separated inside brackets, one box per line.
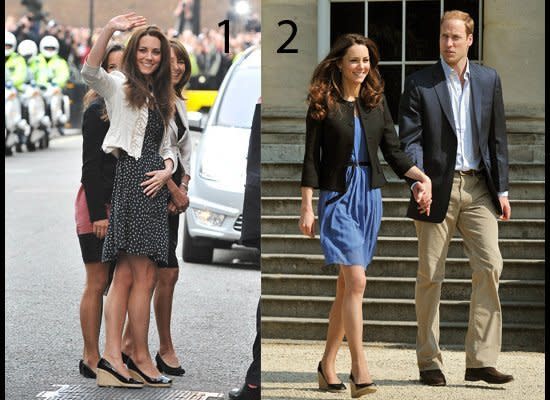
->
[318, 0, 484, 94]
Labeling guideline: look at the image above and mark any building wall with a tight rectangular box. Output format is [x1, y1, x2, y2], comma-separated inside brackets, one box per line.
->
[5, 0, 260, 34]
[262, 0, 545, 117]
[483, 0, 545, 117]
[262, 0, 317, 114]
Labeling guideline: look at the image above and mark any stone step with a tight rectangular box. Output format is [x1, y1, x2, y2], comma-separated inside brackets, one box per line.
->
[261, 234, 545, 259]
[261, 295, 545, 324]
[261, 254, 546, 280]
[261, 197, 545, 220]
[261, 216, 544, 239]
[262, 142, 546, 164]
[261, 162, 545, 181]
[261, 116, 545, 137]
[261, 317, 545, 351]
[261, 179, 545, 199]
[261, 274, 545, 302]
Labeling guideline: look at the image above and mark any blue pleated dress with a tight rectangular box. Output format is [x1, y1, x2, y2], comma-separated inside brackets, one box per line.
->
[317, 115, 383, 270]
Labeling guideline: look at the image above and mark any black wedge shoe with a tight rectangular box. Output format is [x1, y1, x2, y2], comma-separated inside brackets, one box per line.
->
[121, 352, 130, 365]
[96, 358, 143, 388]
[349, 372, 377, 398]
[126, 356, 172, 387]
[79, 360, 96, 379]
[317, 361, 346, 392]
[155, 352, 185, 376]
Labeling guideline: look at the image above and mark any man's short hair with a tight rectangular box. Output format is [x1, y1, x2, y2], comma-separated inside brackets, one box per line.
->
[441, 10, 474, 36]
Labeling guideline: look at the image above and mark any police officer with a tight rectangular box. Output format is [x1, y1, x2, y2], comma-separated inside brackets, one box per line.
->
[35, 35, 70, 89]
[5, 31, 28, 91]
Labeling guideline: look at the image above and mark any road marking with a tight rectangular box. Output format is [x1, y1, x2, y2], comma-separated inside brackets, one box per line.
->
[35, 384, 224, 399]
[14, 189, 75, 193]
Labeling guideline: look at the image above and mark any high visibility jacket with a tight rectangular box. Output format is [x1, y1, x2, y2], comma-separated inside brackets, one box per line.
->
[26, 54, 48, 83]
[5, 52, 28, 90]
[34, 54, 70, 89]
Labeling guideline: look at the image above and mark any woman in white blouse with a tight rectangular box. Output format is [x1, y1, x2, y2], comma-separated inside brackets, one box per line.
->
[81, 12, 177, 389]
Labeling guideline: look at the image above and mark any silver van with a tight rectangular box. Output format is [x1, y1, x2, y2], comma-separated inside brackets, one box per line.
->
[183, 45, 261, 264]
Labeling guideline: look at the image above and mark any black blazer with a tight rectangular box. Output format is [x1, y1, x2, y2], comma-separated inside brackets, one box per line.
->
[399, 60, 508, 223]
[301, 96, 414, 192]
[81, 99, 117, 222]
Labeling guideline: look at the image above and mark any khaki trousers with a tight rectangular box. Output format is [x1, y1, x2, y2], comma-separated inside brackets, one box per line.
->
[414, 172, 503, 371]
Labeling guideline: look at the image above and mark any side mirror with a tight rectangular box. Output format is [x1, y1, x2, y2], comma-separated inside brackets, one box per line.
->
[188, 111, 207, 133]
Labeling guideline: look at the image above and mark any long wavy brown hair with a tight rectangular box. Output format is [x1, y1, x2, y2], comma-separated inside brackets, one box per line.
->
[122, 25, 175, 126]
[82, 43, 125, 121]
[308, 33, 384, 120]
[169, 39, 192, 100]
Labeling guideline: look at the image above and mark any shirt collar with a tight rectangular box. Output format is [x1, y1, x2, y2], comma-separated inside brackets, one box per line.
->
[440, 56, 470, 81]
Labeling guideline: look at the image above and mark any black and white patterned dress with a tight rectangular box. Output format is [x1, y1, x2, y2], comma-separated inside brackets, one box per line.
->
[102, 108, 170, 266]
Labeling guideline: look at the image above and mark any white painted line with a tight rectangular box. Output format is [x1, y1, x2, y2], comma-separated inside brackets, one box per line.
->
[5, 169, 32, 174]
[36, 385, 70, 398]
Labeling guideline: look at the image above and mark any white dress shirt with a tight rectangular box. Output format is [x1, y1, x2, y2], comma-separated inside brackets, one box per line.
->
[441, 58, 481, 171]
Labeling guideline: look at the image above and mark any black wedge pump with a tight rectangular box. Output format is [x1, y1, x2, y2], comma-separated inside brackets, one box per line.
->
[96, 358, 143, 388]
[349, 372, 377, 398]
[155, 352, 185, 376]
[317, 361, 346, 392]
[79, 360, 96, 379]
[125, 356, 173, 387]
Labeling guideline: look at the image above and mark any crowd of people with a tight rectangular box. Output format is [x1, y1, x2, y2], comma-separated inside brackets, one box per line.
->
[5, 11, 261, 91]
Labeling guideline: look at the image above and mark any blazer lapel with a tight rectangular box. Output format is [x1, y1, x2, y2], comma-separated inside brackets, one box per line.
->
[432, 61, 456, 135]
[468, 63, 483, 140]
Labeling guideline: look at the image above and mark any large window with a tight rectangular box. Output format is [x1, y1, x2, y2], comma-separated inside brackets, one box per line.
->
[319, 0, 483, 123]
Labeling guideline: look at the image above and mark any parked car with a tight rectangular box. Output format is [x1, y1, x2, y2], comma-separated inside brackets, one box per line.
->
[183, 45, 260, 264]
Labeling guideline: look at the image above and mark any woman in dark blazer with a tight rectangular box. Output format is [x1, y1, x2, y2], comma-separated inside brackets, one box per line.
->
[75, 43, 124, 379]
[299, 33, 431, 398]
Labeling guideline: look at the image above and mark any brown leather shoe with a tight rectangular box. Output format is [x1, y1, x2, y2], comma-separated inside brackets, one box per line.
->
[419, 369, 446, 386]
[465, 367, 514, 384]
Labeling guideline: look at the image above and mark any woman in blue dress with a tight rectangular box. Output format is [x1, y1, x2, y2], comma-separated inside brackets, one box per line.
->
[299, 33, 432, 398]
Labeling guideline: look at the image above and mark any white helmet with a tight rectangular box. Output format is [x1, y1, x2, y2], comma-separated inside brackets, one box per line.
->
[5, 31, 17, 57]
[39, 35, 59, 58]
[18, 39, 38, 58]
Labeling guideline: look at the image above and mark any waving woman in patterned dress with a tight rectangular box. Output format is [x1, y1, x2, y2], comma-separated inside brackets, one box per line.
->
[81, 13, 177, 389]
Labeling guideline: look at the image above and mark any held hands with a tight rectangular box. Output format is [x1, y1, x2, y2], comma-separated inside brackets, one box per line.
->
[92, 219, 109, 239]
[141, 169, 172, 197]
[299, 208, 316, 238]
[413, 177, 432, 216]
[107, 12, 147, 32]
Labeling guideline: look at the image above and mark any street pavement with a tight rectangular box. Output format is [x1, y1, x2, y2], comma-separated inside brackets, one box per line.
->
[261, 340, 545, 400]
[5, 134, 260, 399]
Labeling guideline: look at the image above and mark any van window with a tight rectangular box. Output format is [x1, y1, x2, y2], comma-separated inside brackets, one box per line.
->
[215, 66, 260, 129]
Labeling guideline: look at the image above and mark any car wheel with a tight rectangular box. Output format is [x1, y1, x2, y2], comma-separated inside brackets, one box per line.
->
[182, 218, 214, 264]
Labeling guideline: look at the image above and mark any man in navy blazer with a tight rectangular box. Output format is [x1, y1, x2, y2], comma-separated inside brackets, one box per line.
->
[399, 10, 513, 387]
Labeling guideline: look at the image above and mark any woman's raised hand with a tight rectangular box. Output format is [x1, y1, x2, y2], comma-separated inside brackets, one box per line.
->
[108, 12, 147, 32]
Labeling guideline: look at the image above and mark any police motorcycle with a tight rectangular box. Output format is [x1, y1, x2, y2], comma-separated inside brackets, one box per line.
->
[17, 39, 52, 151]
[5, 31, 30, 155]
[5, 78, 31, 156]
[42, 78, 70, 138]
